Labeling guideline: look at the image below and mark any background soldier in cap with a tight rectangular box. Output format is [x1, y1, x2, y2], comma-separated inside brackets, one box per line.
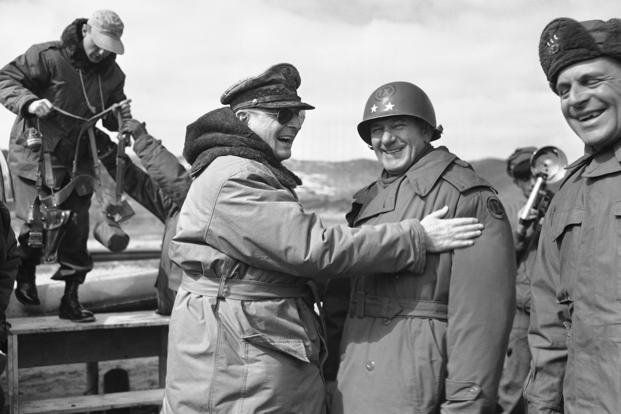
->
[96, 119, 190, 315]
[160, 63, 484, 413]
[326, 81, 515, 413]
[526, 17, 621, 413]
[0, 10, 130, 321]
[497, 147, 539, 414]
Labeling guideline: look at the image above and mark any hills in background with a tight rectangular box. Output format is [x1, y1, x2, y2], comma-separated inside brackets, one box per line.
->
[286, 157, 520, 211]
[91, 156, 521, 239]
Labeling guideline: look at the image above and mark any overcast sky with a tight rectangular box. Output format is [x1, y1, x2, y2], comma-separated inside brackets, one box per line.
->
[0, 0, 619, 163]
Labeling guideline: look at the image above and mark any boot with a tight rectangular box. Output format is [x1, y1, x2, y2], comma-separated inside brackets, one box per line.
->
[59, 280, 95, 323]
[14, 263, 40, 306]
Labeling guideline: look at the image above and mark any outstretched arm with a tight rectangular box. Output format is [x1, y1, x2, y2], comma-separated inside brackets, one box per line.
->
[124, 119, 191, 206]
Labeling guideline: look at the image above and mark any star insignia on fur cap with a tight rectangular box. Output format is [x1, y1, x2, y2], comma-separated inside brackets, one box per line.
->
[545, 34, 561, 55]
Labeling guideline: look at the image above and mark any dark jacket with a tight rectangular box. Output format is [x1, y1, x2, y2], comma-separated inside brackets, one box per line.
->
[328, 147, 516, 414]
[0, 201, 19, 347]
[0, 201, 19, 315]
[0, 18, 126, 207]
[99, 130, 190, 306]
[526, 141, 621, 414]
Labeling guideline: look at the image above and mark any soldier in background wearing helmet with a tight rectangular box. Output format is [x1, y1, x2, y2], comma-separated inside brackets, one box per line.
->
[325, 81, 516, 413]
[496, 147, 539, 414]
[526, 18, 621, 413]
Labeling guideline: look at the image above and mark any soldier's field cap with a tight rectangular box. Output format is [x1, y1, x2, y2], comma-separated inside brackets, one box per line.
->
[88, 10, 125, 55]
[539, 17, 621, 91]
[220, 63, 315, 111]
[506, 146, 537, 177]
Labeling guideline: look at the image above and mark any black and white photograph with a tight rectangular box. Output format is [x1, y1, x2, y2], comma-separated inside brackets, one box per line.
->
[0, 0, 619, 412]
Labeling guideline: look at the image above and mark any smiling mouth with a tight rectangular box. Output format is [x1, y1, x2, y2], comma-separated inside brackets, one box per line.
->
[577, 110, 604, 122]
[382, 147, 404, 154]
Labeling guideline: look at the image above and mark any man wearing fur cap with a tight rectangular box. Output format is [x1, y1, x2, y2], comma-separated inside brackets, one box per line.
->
[0, 10, 130, 322]
[160, 63, 485, 413]
[526, 17, 621, 413]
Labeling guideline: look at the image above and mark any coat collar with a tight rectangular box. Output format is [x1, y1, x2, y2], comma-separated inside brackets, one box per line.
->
[403, 146, 457, 197]
[350, 146, 456, 225]
[581, 138, 621, 178]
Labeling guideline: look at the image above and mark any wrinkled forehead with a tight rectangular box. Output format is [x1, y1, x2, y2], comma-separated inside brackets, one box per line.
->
[557, 56, 621, 84]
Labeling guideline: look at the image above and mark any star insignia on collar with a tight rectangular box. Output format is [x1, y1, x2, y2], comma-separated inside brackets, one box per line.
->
[370, 104, 378, 113]
[384, 102, 394, 111]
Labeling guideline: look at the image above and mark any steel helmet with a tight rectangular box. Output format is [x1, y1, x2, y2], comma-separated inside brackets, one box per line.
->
[357, 81, 443, 144]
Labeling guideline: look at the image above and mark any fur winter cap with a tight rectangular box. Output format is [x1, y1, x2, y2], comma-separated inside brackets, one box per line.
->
[539, 17, 621, 91]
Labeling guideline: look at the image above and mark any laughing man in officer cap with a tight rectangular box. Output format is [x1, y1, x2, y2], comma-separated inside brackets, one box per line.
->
[160, 64, 486, 413]
[526, 17, 621, 413]
[325, 81, 516, 413]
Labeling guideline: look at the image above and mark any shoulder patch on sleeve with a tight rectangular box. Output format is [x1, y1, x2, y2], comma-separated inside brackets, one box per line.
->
[486, 195, 506, 219]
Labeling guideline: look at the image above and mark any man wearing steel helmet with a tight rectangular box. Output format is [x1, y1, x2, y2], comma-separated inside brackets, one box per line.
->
[0, 10, 129, 322]
[326, 81, 515, 413]
[526, 18, 621, 413]
[160, 64, 485, 413]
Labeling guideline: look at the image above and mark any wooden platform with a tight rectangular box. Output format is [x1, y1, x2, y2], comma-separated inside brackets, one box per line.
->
[7, 310, 169, 413]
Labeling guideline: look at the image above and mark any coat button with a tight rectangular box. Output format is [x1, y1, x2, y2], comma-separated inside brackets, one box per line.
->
[365, 361, 375, 371]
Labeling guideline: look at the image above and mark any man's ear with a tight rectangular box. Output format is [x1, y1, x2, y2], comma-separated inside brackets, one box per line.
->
[81, 24, 89, 37]
[236, 111, 249, 123]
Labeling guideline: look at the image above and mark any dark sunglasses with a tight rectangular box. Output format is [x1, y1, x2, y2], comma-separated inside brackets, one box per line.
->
[265, 108, 305, 125]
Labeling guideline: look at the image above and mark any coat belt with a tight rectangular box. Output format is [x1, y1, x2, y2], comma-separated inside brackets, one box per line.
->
[350, 293, 448, 321]
[181, 274, 310, 300]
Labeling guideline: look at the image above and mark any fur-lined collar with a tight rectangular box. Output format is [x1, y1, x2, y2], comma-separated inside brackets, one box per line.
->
[60, 18, 117, 72]
[184, 107, 302, 189]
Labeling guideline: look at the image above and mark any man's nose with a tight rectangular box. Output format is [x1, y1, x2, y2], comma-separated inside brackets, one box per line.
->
[288, 116, 303, 129]
[567, 84, 589, 108]
[380, 130, 395, 144]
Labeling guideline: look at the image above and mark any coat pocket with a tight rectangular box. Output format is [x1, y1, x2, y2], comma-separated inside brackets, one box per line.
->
[551, 208, 584, 242]
[411, 319, 447, 411]
[240, 299, 313, 363]
[242, 333, 309, 363]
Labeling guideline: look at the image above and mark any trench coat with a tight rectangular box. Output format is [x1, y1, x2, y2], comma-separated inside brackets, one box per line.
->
[162, 153, 429, 413]
[328, 147, 515, 414]
[525, 141, 621, 414]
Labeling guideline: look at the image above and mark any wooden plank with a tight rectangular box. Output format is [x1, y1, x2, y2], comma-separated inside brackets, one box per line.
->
[159, 327, 168, 387]
[8, 310, 169, 335]
[7, 334, 19, 414]
[18, 326, 167, 368]
[21, 388, 164, 413]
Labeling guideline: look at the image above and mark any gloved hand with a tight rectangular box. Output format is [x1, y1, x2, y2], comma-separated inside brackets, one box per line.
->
[119, 100, 132, 119]
[27, 98, 53, 117]
[122, 119, 148, 140]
